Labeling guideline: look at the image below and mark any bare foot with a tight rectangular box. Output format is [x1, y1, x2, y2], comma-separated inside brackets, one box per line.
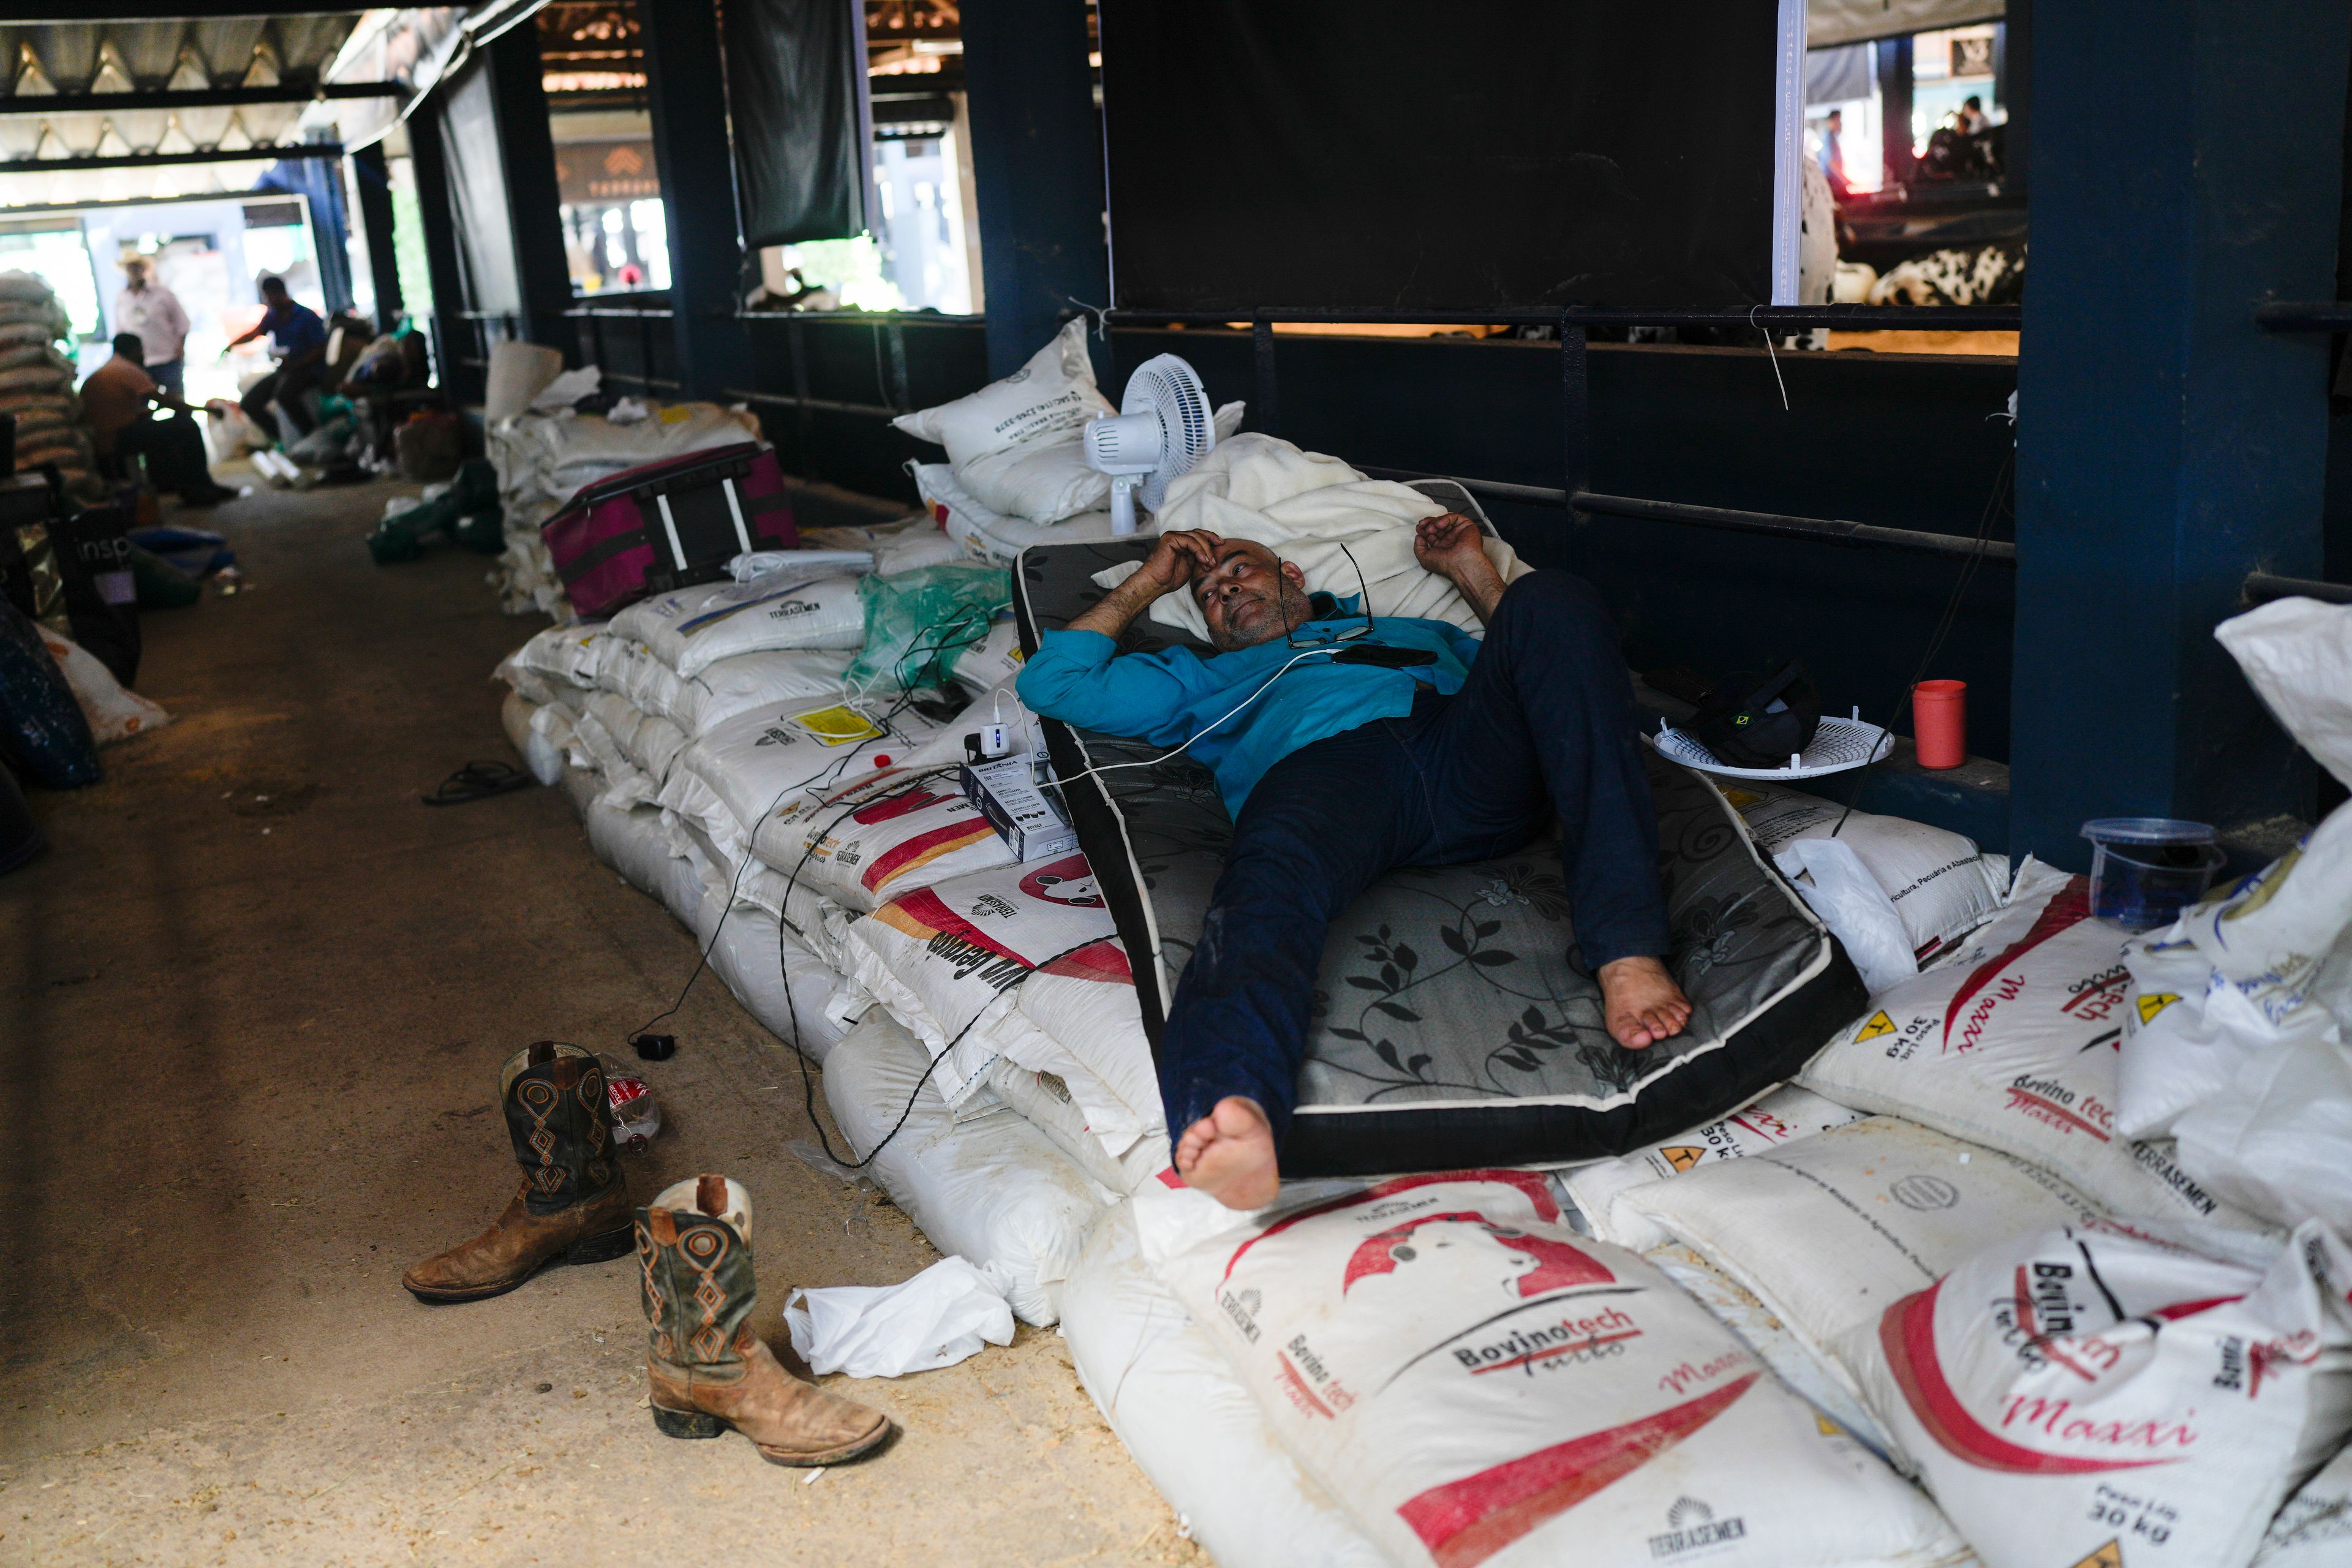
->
[1174, 1096, 1281, 1210]
[1598, 956, 1692, 1049]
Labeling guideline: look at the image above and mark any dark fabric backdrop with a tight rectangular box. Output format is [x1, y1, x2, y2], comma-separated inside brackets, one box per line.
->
[1099, 0, 1781, 311]
[436, 58, 521, 316]
[725, 0, 871, 248]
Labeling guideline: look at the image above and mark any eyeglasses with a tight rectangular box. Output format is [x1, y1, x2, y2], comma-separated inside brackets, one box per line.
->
[1285, 543, 1378, 649]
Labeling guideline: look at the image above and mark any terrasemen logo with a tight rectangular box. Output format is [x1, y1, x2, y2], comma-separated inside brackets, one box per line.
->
[1649, 1496, 1746, 1559]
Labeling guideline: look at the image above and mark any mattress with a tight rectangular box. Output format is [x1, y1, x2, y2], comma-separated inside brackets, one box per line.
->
[1011, 505, 1867, 1175]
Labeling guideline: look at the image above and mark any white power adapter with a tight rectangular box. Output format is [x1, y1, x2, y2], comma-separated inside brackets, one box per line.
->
[964, 692, 1014, 763]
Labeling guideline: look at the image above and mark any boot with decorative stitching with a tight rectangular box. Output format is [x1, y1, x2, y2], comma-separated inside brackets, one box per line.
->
[638, 1174, 893, 1466]
[402, 1042, 635, 1303]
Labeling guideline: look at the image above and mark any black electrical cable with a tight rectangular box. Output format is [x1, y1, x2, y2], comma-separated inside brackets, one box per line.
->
[628, 594, 1016, 1055]
[625, 704, 933, 1054]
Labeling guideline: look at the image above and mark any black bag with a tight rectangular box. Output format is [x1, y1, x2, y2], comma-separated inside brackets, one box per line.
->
[1686, 658, 1822, 769]
[0, 596, 99, 789]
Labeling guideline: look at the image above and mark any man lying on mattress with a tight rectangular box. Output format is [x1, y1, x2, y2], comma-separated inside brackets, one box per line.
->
[1014, 516, 1692, 1210]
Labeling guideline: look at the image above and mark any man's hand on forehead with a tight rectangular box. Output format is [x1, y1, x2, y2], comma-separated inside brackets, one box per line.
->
[1138, 528, 1222, 595]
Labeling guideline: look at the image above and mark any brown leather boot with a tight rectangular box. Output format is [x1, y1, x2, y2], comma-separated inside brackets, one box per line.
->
[638, 1175, 893, 1466]
[404, 1042, 635, 1303]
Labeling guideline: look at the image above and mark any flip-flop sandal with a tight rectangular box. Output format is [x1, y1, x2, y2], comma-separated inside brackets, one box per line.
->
[424, 760, 535, 807]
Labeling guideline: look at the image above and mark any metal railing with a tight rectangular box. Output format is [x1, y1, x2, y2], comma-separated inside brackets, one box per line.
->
[1357, 467, 2016, 564]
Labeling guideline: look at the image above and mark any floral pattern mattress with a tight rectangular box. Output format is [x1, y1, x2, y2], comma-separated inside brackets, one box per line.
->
[1014, 533, 1867, 1175]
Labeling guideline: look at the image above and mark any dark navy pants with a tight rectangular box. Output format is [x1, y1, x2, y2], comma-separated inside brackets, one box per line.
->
[1158, 571, 1668, 1147]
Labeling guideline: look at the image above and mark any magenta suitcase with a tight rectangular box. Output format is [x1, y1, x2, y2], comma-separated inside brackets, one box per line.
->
[541, 440, 798, 619]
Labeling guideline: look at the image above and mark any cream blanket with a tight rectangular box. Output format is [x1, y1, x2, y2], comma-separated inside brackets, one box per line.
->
[1092, 434, 1528, 640]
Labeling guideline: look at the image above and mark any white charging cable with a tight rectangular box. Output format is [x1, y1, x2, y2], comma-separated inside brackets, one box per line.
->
[1048, 647, 1344, 790]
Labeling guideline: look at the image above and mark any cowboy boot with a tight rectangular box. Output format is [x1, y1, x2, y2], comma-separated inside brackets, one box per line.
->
[402, 1041, 635, 1303]
[638, 1174, 892, 1466]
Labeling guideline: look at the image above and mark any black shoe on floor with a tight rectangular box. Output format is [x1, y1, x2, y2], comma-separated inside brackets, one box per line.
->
[178, 484, 241, 508]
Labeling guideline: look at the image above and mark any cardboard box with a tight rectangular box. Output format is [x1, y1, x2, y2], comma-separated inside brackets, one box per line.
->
[960, 756, 1079, 862]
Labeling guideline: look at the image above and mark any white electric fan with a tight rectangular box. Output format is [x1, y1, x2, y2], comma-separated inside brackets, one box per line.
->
[1082, 353, 1216, 535]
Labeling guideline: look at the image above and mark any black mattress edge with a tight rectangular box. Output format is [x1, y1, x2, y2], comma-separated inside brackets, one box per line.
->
[1280, 941, 1868, 1177]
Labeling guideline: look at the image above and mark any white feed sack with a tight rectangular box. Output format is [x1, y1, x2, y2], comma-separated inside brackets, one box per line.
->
[1642, 1242, 1901, 1464]
[1562, 1084, 1864, 1252]
[1717, 780, 2009, 969]
[750, 763, 1014, 913]
[658, 695, 938, 864]
[840, 853, 1121, 1085]
[1133, 1169, 1967, 1568]
[1616, 1115, 2109, 1393]
[892, 319, 1116, 524]
[821, 1013, 1106, 1326]
[1796, 860, 2260, 1231]
[609, 571, 866, 676]
[500, 688, 572, 786]
[987, 1057, 1167, 1196]
[913, 460, 1115, 565]
[666, 647, 854, 735]
[586, 692, 687, 787]
[1839, 1219, 2352, 1568]
[690, 888, 861, 1066]
[1061, 1205, 1391, 1568]
[502, 621, 614, 692]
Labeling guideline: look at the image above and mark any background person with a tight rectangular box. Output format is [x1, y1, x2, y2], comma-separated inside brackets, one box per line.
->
[224, 275, 327, 438]
[1817, 108, 1851, 198]
[81, 333, 237, 506]
[113, 256, 190, 402]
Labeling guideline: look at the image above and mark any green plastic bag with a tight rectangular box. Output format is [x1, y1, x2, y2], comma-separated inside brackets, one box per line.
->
[842, 562, 1011, 693]
[366, 459, 502, 563]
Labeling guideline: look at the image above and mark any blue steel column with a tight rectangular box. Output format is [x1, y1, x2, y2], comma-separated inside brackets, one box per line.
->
[486, 25, 579, 360]
[2009, 0, 2350, 866]
[961, 0, 1108, 379]
[641, 0, 753, 398]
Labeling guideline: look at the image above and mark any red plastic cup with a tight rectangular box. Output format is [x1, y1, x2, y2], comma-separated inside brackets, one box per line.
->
[1912, 680, 1967, 769]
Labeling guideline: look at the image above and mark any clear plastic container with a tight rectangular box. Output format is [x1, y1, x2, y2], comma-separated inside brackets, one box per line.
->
[2079, 818, 2226, 931]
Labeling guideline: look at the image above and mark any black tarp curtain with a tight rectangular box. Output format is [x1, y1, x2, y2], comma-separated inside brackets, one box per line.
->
[435, 55, 523, 317]
[1099, 0, 1780, 311]
[724, 0, 872, 249]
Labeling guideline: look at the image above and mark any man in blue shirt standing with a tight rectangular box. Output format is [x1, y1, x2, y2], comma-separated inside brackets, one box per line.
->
[225, 274, 329, 437]
[1017, 516, 1690, 1208]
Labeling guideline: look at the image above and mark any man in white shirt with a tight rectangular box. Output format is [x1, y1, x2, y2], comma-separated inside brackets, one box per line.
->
[113, 257, 190, 401]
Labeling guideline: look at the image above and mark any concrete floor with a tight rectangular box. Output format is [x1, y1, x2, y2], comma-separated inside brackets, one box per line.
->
[0, 472, 1195, 1566]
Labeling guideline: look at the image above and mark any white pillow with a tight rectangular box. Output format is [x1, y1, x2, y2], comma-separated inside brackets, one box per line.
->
[1089, 435, 1529, 641]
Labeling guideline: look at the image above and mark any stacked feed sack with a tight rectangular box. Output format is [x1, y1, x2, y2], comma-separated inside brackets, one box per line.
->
[492, 544, 1117, 1324]
[0, 273, 96, 494]
[896, 318, 1245, 564]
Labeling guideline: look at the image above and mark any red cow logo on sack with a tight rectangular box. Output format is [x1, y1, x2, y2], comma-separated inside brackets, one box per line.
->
[1021, 854, 1101, 907]
[1344, 1215, 1616, 1299]
[850, 784, 948, 824]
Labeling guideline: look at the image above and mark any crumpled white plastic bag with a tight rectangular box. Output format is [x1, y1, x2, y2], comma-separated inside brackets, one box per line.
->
[727, 548, 875, 582]
[2111, 598, 2352, 1234]
[2215, 595, 2352, 788]
[1774, 835, 1917, 995]
[784, 1256, 1016, 1378]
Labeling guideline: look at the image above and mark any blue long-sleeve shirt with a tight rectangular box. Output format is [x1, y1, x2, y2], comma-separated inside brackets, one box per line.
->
[1016, 600, 1483, 810]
